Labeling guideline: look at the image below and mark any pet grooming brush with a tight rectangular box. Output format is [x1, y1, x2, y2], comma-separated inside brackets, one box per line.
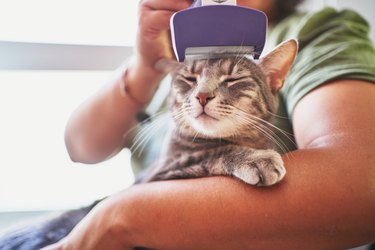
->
[170, 0, 267, 62]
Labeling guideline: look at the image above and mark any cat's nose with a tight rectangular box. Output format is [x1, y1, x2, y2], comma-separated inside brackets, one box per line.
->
[196, 92, 215, 106]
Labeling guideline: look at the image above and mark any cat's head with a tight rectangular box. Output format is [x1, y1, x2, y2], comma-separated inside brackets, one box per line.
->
[166, 39, 298, 139]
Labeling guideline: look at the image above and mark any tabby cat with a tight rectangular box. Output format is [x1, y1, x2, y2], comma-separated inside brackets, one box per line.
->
[138, 39, 297, 186]
[0, 39, 297, 249]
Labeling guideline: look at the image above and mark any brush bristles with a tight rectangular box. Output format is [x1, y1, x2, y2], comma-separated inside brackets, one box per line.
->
[185, 46, 255, 60]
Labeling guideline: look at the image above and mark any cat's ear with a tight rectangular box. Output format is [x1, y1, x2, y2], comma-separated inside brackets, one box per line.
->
[258, 39, 298, 94]
[154, 58, 184, 74]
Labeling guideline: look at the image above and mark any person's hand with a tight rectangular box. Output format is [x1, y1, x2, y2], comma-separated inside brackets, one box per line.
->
[40, 193, 135, 250]
[125, 0, 192, 104]
[127, 0, 192, 92]
[137, 0, 191, 67]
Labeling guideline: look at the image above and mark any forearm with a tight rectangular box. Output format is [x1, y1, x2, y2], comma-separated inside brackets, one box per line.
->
[111, 80, 375, 249]
[64, 61, 164, 163]
[114, 147, 375, 250]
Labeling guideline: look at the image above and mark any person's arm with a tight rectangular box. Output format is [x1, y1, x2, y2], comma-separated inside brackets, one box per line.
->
[64, 0, 191, 163]
[55, 79, 375, 249]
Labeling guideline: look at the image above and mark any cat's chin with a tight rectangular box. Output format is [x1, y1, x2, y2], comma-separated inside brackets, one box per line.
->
[196, 113, 218, 122]
[189, 114, 232, 138]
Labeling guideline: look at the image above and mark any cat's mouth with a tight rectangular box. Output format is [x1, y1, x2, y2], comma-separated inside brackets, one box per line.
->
[196, 112, 219, 121]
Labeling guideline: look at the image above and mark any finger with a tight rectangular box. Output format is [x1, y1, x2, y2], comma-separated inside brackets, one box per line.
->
[140, 0, 192, 12]
[139, 10, 176, 35]
[154, 58, 182, 73]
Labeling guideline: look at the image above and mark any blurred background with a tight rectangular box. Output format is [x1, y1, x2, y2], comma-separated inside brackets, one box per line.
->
[0, 0, 374, 243]
[0, 0, 137, 229]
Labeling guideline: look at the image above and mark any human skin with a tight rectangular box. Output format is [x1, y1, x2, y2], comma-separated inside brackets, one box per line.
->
[50, 79, 375, 250]
[60, 0, 375, 249]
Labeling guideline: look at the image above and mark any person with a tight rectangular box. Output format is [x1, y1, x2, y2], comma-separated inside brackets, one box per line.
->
[57, 0, 375, 249]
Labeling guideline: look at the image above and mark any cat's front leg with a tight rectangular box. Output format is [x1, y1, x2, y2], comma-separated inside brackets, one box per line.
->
[224, 149, 286, 186]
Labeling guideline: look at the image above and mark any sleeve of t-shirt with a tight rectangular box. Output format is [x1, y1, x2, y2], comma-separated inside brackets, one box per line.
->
[269, 7, 375, 117]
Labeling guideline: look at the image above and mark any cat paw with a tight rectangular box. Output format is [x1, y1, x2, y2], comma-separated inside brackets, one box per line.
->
[233, 150, 286, 186]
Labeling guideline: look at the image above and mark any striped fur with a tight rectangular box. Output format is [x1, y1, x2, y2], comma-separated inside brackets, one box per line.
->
[139, 40, 298, 186]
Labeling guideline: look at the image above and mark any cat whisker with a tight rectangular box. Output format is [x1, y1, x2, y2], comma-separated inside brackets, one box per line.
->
[246, 112, 296, 147]
[172, 108, 193, 125]
[172, 106, 193, 118]
[234, 113, 275, 142]
[245, 119, 292, 160]
[123, 110, 166, 140]
[231, 105, 296, 149]
[132, 118, 164, 154]
[205, 105, 292, 156]
[213, 109, 232, 117]
[240, 114, 289, 152]
[131, 113, 171, 156]
[266, 110, 291, 120]
[234, 48, 248, 67]
[133, 112, 168, 137]
[192, 131, 201, 142]
[136, 120, 169, 156]
[233, 110, 291, 156]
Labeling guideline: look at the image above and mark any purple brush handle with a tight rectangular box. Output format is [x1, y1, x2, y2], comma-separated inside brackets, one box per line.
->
[171, 1, 267, 61]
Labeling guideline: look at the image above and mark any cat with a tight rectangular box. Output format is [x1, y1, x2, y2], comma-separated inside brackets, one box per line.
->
[137, 39, 297, 186]
[0, 39, 297, 250]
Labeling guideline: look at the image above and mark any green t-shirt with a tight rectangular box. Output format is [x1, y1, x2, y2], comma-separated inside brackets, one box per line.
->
[131, 7, 375, 173]
[269, 7, 375, 152]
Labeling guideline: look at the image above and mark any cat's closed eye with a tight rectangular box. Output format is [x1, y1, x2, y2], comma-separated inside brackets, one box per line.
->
[181, 75, 197, 86]
[224, 76, 254, 88]
[223, 77, 239, 87]
[184, 76, 197, 82]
